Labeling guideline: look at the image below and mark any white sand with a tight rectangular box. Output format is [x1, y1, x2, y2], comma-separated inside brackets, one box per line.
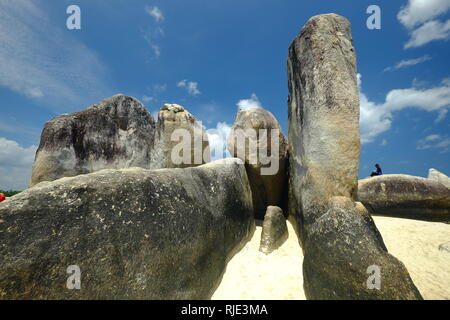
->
[212, 216, 450, 300]
[212, 220, 305, 300]
[372, 216, 450, 300]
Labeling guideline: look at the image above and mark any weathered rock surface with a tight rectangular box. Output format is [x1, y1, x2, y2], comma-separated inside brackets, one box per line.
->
[428, 168, 450, 190]
[259, 206, 288, 254]
[358, 174, 450, 221]
[287, 14, 360, 240]
[150, 104, 211, 169]
[30, 94, 156, 187]
[303, 197, 423, 300]
[0, 159, 254, 299]
[287, 14, 422, 299]
[228, 107, 288, 218]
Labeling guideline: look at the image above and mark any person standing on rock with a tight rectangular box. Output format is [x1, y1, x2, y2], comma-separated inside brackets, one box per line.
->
[370, 164, 383, 177]
[0, 193, 5, 203]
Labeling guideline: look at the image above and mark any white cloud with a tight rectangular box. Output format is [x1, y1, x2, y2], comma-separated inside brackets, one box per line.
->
[206, 122, 232, 161]
[236, 93, 262, 110]
[0, 0, 111, 110]
[142, 95, 154, 103]
[143, 32, 162, 58]
[384, 79, 450, 112]
[359, 74, 450, 143]
[417, 134, 450, 153]
[0, 137, 37, 190]
[398, 0, 450, 49]
[384, 55, 431, 72]
[177, 80, 201, 96]
[404, 19, 450, 48]
[145, 6, 164, 23]
[359, 90, 392, 144]
[398, 0, 450, 29]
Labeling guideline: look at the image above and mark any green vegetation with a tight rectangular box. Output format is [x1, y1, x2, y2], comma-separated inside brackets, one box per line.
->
[0, 190, 22, 197]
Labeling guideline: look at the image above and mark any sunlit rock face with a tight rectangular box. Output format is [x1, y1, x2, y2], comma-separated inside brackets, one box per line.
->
[0, 159, 254, 299]
[228, 107, 288, 219]
[287, 13, 422, 300]
[30, 94, 156, 187]
[428, 168, 450, 190]
[150, 103, 211, 169]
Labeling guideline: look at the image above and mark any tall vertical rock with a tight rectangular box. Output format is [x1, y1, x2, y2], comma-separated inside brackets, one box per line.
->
[150, 104, 211, 169]
[287, 14, 360, 238]
[228, 107, 288, 218]
[30, 94, 156, 187]
[288, 14, 422, 299]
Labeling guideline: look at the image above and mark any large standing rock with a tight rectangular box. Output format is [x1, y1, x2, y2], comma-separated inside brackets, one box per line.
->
[0, 159, 254, 299]
[358, 174, 450, 221]
[259, 206, 288, 254]
[428, 168, 450, 190]
[287, 14, 360, 239]
[30, 94, 156, 187]
[150, 104, 211, 169]
[288, 14, 422, 299]
[228, 107, 288, 218]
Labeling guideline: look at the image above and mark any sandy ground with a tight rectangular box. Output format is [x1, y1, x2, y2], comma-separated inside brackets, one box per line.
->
[372, 216, 450, 300]
[212, 216, 450, 300]
[212, 220, 305, 300]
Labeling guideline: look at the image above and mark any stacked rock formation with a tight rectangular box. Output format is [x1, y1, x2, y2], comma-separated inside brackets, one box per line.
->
[30, 97, 210, 187]
[287, 14, 422, 299]
[228, 107, 288, 218]
[1, 12, 438, 301]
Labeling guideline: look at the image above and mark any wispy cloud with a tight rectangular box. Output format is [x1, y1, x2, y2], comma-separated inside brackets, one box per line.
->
[142, 95, 154, 103]
[177, 80, 201, 96]
[405, 19, 450, 48]
[145, 6, 164, 23]
[384, 55, 431, 72]
[143, 7, 165, 58]
[359, 74, 450, 143]
[436, 108, 448, 123]
[236, 93, 262, 110]
[417, 134, 450, 153]
[0, 0, 111, 110]
[398, 0, 450, 48]
[0, 137, 37, 190]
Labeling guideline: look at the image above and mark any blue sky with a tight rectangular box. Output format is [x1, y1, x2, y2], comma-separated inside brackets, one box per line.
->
[1, 0, 449, 190]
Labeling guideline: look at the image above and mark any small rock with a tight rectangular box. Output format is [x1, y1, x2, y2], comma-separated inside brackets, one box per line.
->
[438, 242, 450, 253]
[259, 206, 288, 254]
[428, 168, 450, 190]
